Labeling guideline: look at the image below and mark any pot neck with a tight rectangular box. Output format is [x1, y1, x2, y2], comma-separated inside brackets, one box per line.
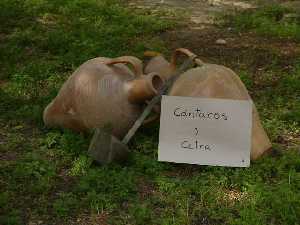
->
[125, 73, 163, 104]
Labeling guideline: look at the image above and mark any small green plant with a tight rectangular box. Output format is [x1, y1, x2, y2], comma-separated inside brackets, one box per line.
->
[53, 193, 79, 217]
[129, 202, 153, 225]
[13, 152, 56, 193]
[0, 192, 9, 213]
[69, 155, 92, 176]
[59, 130, 90, 156]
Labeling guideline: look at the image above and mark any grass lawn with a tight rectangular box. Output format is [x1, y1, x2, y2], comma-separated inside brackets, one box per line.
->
[0, 1, 299, 224]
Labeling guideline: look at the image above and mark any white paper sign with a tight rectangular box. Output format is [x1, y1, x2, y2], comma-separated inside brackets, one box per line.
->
[158, 96, 252, 167]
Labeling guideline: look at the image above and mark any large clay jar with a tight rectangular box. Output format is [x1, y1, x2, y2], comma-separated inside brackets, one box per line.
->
[145, 48, 272, 160]
[43, 56, 163, 138]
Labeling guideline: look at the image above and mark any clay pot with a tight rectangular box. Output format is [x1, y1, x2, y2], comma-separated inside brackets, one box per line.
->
[145, 48, 272, 160]
[43, 56, 163, 138]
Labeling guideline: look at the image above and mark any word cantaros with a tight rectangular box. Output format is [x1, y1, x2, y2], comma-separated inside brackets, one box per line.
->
[174, 107, 228, 121]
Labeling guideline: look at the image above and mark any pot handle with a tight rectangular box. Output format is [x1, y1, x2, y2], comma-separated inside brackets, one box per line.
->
[170, 48, 204, 67]
[106, 56, 143, 77]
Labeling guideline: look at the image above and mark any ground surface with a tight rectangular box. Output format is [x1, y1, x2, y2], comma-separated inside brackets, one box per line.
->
[0, 0, 300, 225]
[129, 0, 256, 27]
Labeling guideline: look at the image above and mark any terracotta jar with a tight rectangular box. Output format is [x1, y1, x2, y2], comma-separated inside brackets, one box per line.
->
[43, 56, 163, 138]
[145, 48, 272, 160]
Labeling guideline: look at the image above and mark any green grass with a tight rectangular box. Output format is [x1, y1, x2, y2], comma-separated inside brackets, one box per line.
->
[226, 5, 300, 40]
[0, 1, 300, 224]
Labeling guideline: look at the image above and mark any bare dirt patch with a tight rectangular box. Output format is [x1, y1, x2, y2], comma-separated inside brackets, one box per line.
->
[137, 178, 156, 200]
[161, 27, 300, 71]
[129, 0, 256, 28]
[0, 80, 8, 87]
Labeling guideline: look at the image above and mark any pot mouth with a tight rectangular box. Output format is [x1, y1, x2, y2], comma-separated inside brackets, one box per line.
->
[147, 72, 164, 95]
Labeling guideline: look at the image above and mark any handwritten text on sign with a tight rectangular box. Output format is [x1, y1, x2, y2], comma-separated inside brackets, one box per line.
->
[158, 96, 252, 167]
